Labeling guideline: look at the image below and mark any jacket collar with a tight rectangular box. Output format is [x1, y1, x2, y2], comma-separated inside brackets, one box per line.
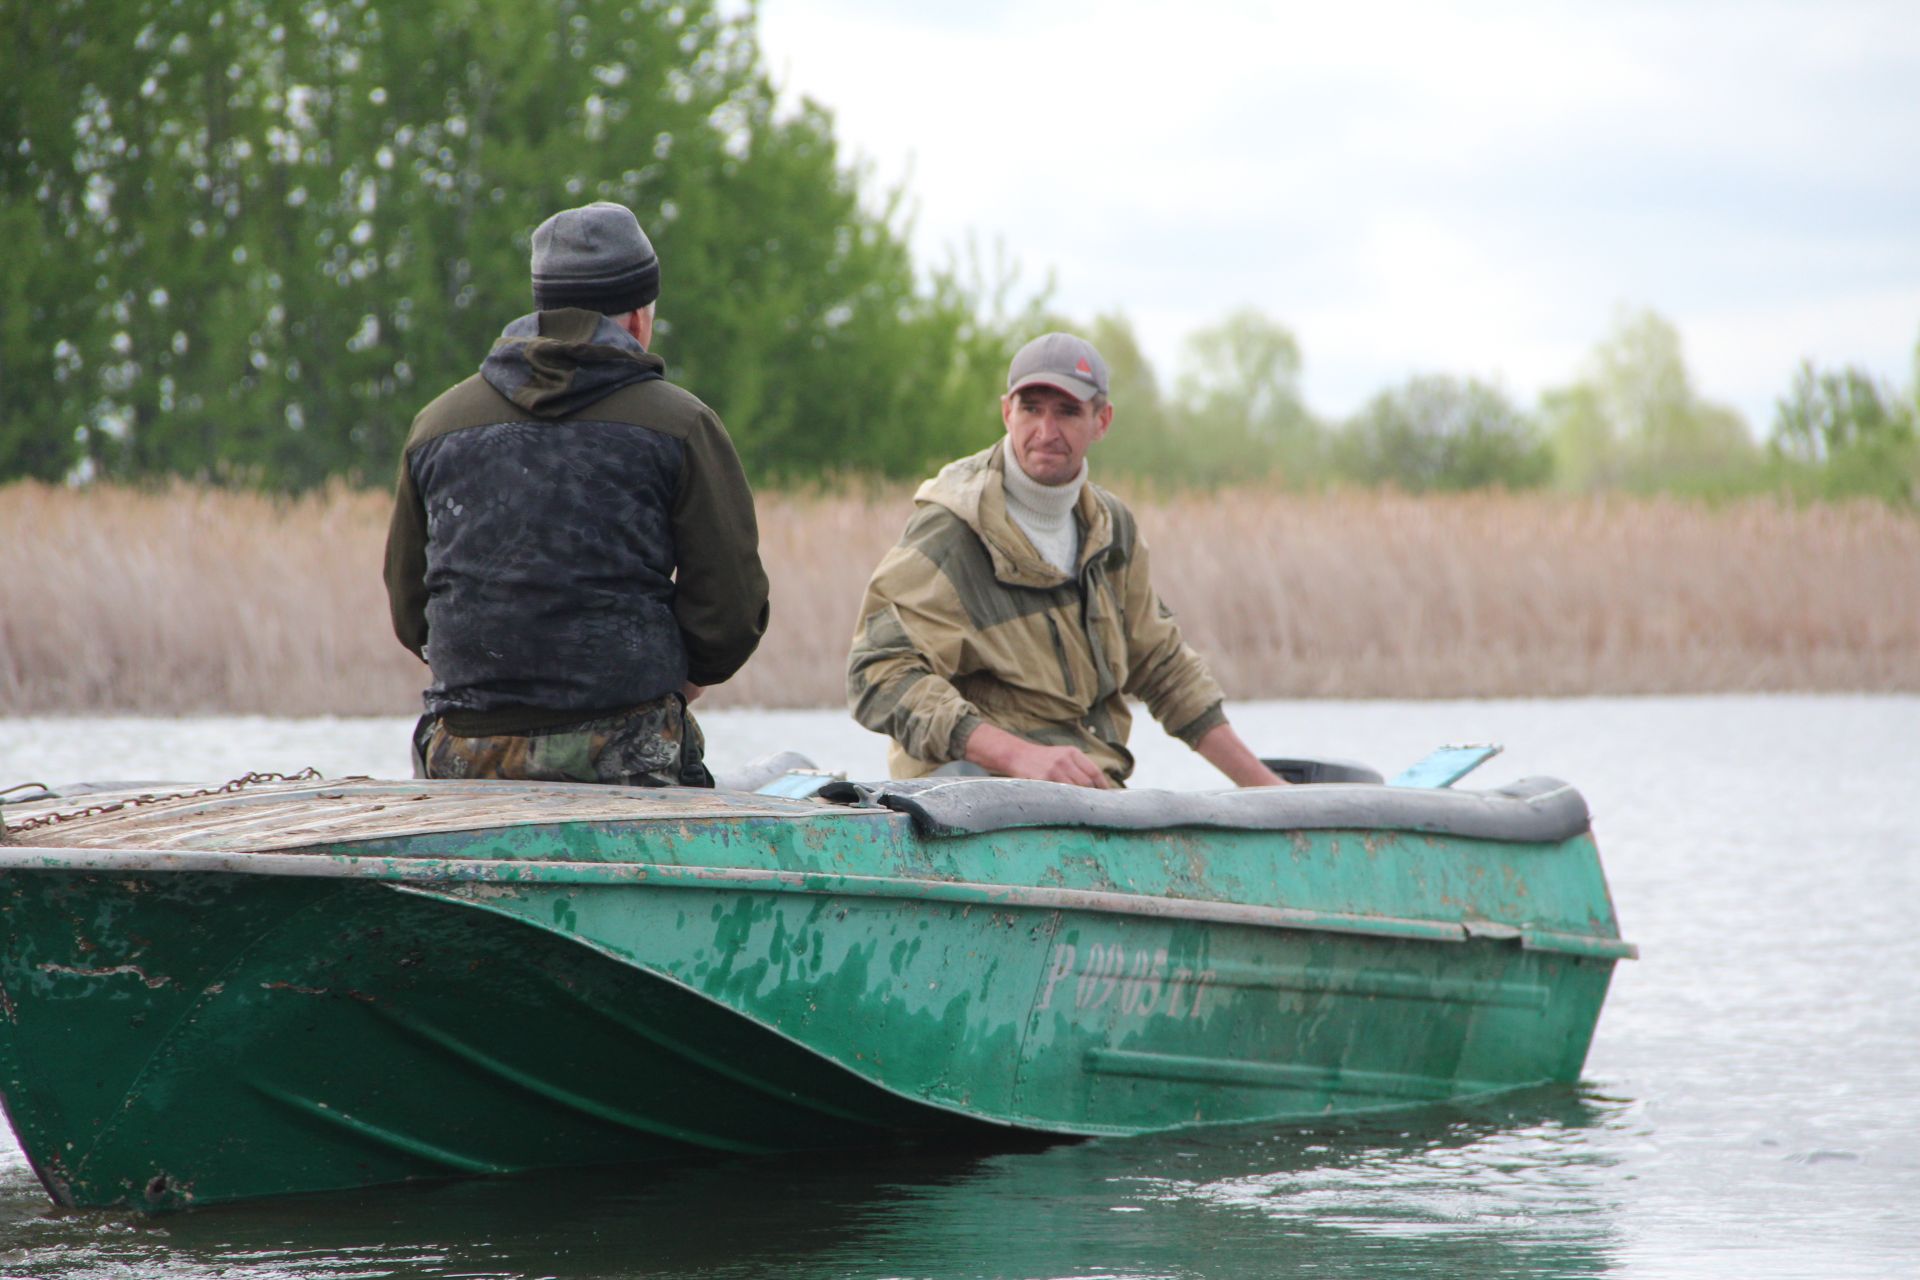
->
[915, 440, 1114, 587]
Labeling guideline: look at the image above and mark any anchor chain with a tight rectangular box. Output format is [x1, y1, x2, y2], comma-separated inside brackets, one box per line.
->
[0, 768, 331, 838]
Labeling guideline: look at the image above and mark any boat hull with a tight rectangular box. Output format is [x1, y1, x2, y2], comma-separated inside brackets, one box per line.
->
[0, 871, 994, 1211]
[441, 872, 1618, 1132]
[0, 777, 1632, 1210]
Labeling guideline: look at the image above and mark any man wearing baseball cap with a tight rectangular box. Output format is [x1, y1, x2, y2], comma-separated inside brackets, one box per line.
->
[847, 332, 1283, 788]
[384, 201, 769, 787]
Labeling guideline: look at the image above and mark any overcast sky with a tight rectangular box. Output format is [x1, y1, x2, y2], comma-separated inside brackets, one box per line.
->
[755, 0, 1920, 434]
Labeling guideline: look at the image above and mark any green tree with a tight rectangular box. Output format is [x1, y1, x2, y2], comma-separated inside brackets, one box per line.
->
[1, 0, 1033, 488]
[1770, 360, 1918, 503]
[1541, 306, 1759, 494]
[1115, 308, 1323, 487]
[1335, 375, 1548, 492]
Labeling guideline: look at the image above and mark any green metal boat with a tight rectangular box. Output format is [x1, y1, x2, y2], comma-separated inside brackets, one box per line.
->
[0, 761, 1634, 1212]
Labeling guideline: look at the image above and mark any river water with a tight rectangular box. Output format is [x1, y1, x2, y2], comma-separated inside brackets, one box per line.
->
[0, 695, 1915, 1279]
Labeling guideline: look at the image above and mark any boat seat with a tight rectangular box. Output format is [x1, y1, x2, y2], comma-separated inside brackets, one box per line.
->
[830, 774, 1590, 844]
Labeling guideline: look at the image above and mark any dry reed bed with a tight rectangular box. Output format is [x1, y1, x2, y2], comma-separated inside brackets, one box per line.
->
[2, 480, 1916, 716]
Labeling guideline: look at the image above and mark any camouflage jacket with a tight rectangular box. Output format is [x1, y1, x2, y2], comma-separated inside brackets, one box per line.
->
[847, 441, 1226, 783]
[384, 308, 769, 735]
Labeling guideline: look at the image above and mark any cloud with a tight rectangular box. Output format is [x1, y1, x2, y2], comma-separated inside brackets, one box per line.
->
[757, 0, 1920, 429]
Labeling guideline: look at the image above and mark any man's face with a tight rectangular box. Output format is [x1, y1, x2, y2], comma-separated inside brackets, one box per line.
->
[1002, 384, 1113, 485]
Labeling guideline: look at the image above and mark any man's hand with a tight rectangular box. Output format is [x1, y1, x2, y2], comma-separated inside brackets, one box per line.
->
[1004, 742, 1113, 788]
[963, 722, 1112, 789]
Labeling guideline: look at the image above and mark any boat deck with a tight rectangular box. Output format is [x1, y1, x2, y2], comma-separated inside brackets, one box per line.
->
[0, 778, 861, 853]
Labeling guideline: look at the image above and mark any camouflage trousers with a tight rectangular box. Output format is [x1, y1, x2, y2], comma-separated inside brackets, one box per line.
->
[414, 695, 713, 788]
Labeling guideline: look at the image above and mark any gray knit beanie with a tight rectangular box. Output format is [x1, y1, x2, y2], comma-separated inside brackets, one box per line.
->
[530, 201, 660, 315]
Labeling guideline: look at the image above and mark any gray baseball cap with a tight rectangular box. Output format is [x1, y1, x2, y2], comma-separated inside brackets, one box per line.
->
[1007, 332, 1110, 402]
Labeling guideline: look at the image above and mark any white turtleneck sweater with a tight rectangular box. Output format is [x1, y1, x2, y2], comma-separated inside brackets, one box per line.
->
[1003, 450, 1086, 577]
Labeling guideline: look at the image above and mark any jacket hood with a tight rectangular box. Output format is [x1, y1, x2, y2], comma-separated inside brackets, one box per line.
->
[480, 308, 664, 418]
[914, 441, 1114, 588]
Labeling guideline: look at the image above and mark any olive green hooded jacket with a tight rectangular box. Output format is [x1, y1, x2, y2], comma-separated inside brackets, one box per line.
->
[847, 441, 1226, 784]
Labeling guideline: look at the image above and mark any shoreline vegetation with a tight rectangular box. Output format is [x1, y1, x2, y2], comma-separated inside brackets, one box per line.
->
[13, 4, 1918, 506]
[3, 481, 1916, 716]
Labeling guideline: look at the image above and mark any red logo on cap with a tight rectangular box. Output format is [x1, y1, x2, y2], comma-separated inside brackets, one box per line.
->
[1075, 358, 1093, 375]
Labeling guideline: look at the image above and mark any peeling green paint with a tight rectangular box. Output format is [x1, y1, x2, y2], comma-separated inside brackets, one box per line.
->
[0, 787, 1630, 1212]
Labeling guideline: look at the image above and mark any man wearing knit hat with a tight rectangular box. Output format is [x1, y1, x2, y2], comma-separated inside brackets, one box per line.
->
[385, 201, 769, 787]
[847, 333, 1283, 789]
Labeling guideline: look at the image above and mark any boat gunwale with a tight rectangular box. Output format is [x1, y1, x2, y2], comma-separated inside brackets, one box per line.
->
[2, 773, 1593, 851]
[0, 844, 1637, 960]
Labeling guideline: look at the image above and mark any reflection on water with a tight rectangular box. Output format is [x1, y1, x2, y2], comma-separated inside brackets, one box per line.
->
[0, 1090, 1627, 1280]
